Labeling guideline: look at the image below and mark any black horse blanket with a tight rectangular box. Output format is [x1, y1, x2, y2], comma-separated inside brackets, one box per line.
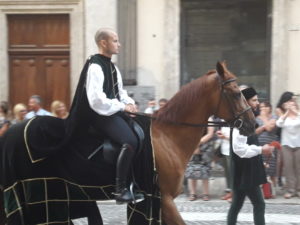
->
[1, 115, 161, 225]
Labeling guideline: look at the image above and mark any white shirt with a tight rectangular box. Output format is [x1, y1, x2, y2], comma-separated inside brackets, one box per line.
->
[86, 63, 135, 116]
[25, 108, 52, 119]
[232, 128, 262, 158]
[276, 113, 300, 148]
[220, 127, 230, 156]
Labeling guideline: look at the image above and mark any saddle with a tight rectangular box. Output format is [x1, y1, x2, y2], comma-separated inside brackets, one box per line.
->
[87, 118, 145, 165]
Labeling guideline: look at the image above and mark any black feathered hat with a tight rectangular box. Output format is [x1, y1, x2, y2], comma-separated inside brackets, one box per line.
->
[241, 87, 257, 100]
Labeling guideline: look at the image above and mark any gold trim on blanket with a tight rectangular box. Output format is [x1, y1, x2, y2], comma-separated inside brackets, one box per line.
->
[24, 117, 46, 163]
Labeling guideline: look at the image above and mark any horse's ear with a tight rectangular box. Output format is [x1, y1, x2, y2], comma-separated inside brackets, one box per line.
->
[216, 61, 225, 79]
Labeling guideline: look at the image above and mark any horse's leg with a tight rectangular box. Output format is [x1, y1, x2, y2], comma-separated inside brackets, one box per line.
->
[161, 195, 185, 225]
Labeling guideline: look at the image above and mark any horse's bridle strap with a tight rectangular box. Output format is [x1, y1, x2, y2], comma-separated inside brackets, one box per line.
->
[217, 77, 252, 128]
[126, 77, 250, 129]
[126, 112, 230, 128]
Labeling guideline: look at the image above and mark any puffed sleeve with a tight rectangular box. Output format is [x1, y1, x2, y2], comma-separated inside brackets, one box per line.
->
[86, 63, 125, 116]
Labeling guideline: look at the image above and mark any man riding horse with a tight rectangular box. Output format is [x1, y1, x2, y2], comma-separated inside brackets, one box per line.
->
[78, 27, 139, 204]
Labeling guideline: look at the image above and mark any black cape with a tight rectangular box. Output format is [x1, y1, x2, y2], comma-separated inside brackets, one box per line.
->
[1, 55, 161, 224]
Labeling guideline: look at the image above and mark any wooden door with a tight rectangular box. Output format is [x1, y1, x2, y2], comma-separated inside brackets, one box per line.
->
[8, 14, 70, 110]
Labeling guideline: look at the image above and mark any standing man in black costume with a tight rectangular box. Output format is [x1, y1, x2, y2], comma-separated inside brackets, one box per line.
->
[86, 27, 138, 204]
[227, 87, 274, 225]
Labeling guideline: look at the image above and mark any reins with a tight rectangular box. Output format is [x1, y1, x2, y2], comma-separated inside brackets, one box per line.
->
[126, 76, 251, 129]
[126, 111, 230, 128]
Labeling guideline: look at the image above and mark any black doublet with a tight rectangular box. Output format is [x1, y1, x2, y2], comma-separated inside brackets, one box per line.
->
[65, 54, 119, 139]
[231, 134, 267, 189]
[90, 54, 120, 100]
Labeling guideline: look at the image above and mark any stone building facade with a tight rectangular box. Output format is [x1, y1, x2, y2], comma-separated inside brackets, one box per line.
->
[0, 0, 299, 111]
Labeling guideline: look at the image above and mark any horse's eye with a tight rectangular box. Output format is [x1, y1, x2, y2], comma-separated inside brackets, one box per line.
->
[234, 93, 241, 99]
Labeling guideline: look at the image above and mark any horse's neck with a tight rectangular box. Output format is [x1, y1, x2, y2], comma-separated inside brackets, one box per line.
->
[153, 80, 216, 164]
[153, 112, 211, 163]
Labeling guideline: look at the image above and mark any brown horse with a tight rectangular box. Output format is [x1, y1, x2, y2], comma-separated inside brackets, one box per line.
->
[152, 61, 256, 224]
[0, 62, 255, 225]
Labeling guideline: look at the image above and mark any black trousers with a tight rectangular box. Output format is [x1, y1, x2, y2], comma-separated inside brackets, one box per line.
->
[227, 186, 265, 225]
[93, 113, 138, 151]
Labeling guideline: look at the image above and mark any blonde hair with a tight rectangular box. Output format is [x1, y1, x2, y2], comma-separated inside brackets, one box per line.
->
[51, 100, 68, 118]
[13, 103, 27, 121]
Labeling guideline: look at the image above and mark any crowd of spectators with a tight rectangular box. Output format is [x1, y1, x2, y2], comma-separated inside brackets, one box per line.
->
[0, 95, 69, 138]
[184, 90, 300, 202]
[0, 96, 166, 138]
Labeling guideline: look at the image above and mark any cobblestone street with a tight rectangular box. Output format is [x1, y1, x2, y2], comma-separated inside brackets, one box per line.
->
[73, 194, 300, 225]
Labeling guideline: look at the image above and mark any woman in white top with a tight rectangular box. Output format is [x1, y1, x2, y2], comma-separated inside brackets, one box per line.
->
[276, 92, 300, 199]
[216, 126, 232, 200]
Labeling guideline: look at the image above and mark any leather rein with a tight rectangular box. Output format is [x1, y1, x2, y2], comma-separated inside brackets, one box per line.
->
[127, 77, 251, 129]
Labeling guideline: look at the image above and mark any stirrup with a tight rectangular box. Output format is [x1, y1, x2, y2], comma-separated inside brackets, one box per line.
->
[130, 183, 145, 204]
[114, 188, 134, 205]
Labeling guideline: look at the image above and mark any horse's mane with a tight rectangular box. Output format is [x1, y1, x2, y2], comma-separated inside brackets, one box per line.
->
[154, 70, 216, 122]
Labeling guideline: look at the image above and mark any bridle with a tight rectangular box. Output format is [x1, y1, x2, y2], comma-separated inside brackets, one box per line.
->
[127, 76, 252, 129]
[214, 77, 252, 129]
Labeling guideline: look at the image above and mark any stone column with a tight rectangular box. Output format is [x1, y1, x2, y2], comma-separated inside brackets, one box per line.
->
[0, 10, 8, 101]
[83, 0, 117, 58]
[270, 0, 288, 107]
[163, 0, 180, 100]
[287, 0, 300, 96]
[137, 0, 180, 100]
[271, 0, 300, 106]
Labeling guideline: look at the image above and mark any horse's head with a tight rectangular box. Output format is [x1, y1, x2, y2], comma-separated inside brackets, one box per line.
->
[213, 62, 256, 136]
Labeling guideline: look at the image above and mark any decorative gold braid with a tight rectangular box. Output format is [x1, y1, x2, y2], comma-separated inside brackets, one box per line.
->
[127, 204, 161, 223]
[99, 186, 112, 199]
[37, 220, 72, 225]
[159, 206, 162, 225]
[24, 117, 46, 163]
[4, 177, 114, 193]
[78, 185, 91, 200]
[6, 208, 22, 219]
[12, 186, 25, 225]
[44, 179, 49, 224]
[127, 202, 136, 223]
[4, 177, 115, 219]
[150, 121, 157, 171]
[64, 181, 70, 225]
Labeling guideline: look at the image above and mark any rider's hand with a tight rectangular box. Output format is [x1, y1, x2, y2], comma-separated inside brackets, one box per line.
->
[124, 104, 137, 113]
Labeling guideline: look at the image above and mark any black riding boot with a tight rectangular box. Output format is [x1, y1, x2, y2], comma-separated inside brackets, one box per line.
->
[115, 144, 135, 204]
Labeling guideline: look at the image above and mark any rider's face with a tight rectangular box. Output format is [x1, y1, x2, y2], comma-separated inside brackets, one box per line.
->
[104, 33, 121, 56]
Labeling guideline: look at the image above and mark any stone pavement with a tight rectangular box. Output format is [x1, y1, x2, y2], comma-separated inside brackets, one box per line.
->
[73, 193, 300, 225]
[73, 168, 300, 224]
